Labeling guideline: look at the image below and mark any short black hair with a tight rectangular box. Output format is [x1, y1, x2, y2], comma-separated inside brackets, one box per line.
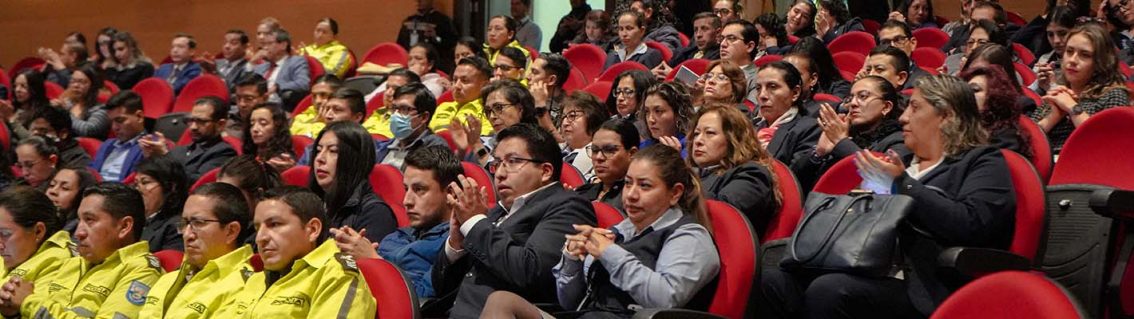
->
[17, 136, 58, 159]
[404, 145, 462, 188]
[194, 96, 229, 121]
[754, 13, 787, 47]
[410, 43, 441, 72]
[564, 91, 609, 137]
[226, 29, 250, 45]
[218, 155, 281, 203]
[82, 183, 146, 241]
[191, 182, 253, 244]
[480, 79, 538, 125]
[973, 1, 1008, 26]
[458, 56, 494, 80]
[313, 74, 344, 89]
[880, 19, 913, 38]
[174, 33, 197, 49]
[539, 53, 571, 88]
[393, 83, 437, 116]
[693, 12, 722, 29]
[235, 73, 268, 95]
[388, 68, 422, 84]
[274, 29, 293, 53]
[135, 155, 188, 221]
[724, 19, 760, 59]
[30, 106, 72, 137]
[330, 88, 366, 116]
[495, 123, 563, 181]
[598, 118, 641, 150]
[261, 186, 327, 241]
[106, 90, 144, 115]
[0, 186, 62, 241]
[319, 17, 339, 35]
[868, 44, 912, 74]
[496, 46, 528, 69]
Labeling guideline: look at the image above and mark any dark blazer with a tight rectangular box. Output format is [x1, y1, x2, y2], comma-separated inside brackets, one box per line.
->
[895, 146, 1016, 315]
[252, 55, 311, 93]
[90, 137, 145, 182]
[106, 62, 155, 90]
[820, 18, 865, 44]
[603, 46, 664, 70]
[700, 162, 778, 236]
[433, 185, 596, 318]
[794, 128, 908, 192]
[668, 44, 720, 66]
[169, 137, 237, 182]
[903, 64, 933, 91]
[57, 139, 92, 169]
[215, 58, 251, 92]
[153, 62, 203, 95]
[765, 113, 822, 176]
[143, 209, 183, 252]
[989, 126, 1029, 159]
[574, 180, 625, 211]
[331, 182, 399, 243]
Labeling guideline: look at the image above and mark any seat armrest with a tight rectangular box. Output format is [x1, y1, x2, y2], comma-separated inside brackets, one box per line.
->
[937, 247, 1031, 289]
[1089, 188, 1134, 221]
[632, 309, 727, 319]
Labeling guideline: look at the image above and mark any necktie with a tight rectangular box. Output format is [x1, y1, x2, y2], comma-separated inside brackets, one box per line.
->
[167, 66, 180, 84]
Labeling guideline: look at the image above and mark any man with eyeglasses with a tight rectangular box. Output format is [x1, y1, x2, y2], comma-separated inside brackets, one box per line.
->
[139, 96, 237, 181]
[491, 46, 529, 83]
[139, 183, 254, 319]
[718, 20, 762, 105]
[376, 83, 449, 170]
[251, 29, 311, 112]
[429, 56, 494, 136]
[0, 183, 162, 319]
[877, 20, 930, 90]
[433, 123, 595, 318]
[91, 91, 148, 183]
[713, 0, 742, 22]
[224, 73, 268, 138]
[364, 68, 422, 139]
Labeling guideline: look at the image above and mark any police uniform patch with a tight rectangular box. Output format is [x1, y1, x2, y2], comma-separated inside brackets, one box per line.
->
[67, 242, 79, 257]
[241, 267, 254, 281]
[126, 280, 150, 305]
[145, 255, 162, 272]
[334, 253, 358, 273]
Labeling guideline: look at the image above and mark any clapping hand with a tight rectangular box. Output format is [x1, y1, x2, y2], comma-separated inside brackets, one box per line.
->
[854, 150, 905, 194]
[447, 175, 489, 224]
[329, 226, 380, 259]
[815, 103, 849, 157]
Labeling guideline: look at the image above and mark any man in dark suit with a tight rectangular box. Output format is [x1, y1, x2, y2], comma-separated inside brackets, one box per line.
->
[433, 123, 596, 318]
[138, 96, 236, 181]
[153, 33, 203, 95]
[252, 29, 310, 112]
[210, 29, 253, 92]
[650, 12, 722, 80]
[90, 91, 148, 182]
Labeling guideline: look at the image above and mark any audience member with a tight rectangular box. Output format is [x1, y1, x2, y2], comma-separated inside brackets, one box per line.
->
[860, 45, 916, 90]
[754, 61, 821, 173]
[299, 17, 356, 78]
[405, 43, 449, 97]
[943, 19, 1008, 75]
[138, 183, 254, 318]
[3, 71, 52, 141]
[512, 0, 542, 50]
[139, 96, 237, 181]
[377, 83, 447, 169]
[815, 0, 865, 45]
[45, 167, 99, 234]
[1031, 6, 1076, 96]
[785, 37, 851, 114]
[226, 73, 269, 138]
[216, 155, 282, 213]
[961, 66, 1032, 157]
[212, 30, 253, 91]
[575, 118, 639, 210]
[429, 57, 494, 136]
[653, 12, 722, 80]
[785, 0, 817, 37]
[91, 91, 146, 182]
[14, 137, 57, 190]
[0, 187, 70, 291]
[574, 10, 616, 50]
[432, 123, 596, 318]
[105, 31, 155, 90]
[491, 46, 529, 83]
[689, 106, 780, 234]
[253, 17, 283, 62]
[942, 0, 978, 36]
[312, 121, 399, 245]
[133, 155, 188, 252]
[482, 144, 719, 317]
[714, 0, 743, 22]
[39, 42, 89, 88]
[153, 33, 203, 95]
[891, 0, 938, 29]
[456, 79, 540, 166]
[755, 13, 793, 57]
[243, 102, 296, 172]
[253, 29, 311, 111]
[560, 91, 609, 181]
[454, 38, 488, 67]
[640, 82, 694, 154]
[718, 20, 761, 104]
[397, 0, 458, 73]
[699, 60, 749, 111]
[628, 0, 683, 51]
[92, 28, 119, 72]
[290, 74, 343, 137]
[527, 53, 572, 122]
[365, 68, 420, 138]
[485, 16, 531, 66]
[298, 88, 372, 165]
[943, 1, 1016, 54]
[604, 10, 664, 70]
[550, 0, 593, 53]
[56, 65, 110, 139]
[879, 20, 932, 88]
[28, 106, 91, 168]
[960, 44, 1036, 113]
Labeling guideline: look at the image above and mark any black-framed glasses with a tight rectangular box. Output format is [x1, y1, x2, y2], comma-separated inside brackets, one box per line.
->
[613, 88, 636, 97]
[562, 110, 583, 122]
[390, 103, 418, 115]
[879, 35, 908, 47]
[186, 117, 216, 125]
[487, 156, 544, 174]
[494, 64, 519, 72]
[485, 103, 516, 116]
[713, 8, 733, 15]
[586, 144, 623, 158]
[178, 217, 224, 231]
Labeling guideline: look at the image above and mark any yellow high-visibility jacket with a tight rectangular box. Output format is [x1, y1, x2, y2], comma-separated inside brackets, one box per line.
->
[428, 99, 493, 136]
[21, 241, 163, 319]
[139, 245, 254, 319]
[0, 231, 74, 286]
[300, 40, 356, 79]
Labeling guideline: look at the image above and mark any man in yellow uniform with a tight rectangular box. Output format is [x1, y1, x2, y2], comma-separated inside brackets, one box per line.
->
[362, 68, 419, 139]
[298, 18, 356, 79]
[289, 75, 343, 138]
[217, 186, 375, 318]
[428, 56, 494, 136]
[0, 183, 163, 319]
[139, 183, 255, 318]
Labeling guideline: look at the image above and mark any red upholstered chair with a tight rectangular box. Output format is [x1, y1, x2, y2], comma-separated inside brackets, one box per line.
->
[811, 152, 875, 194]
[1016, 116, 1052, 183]
[291, 135, 314, 159]
[929, 271, 1086, 319]
[1005, 11, 1028, 26]
[563, 43, 608, 82]
[1051, 107, 1134, 188]
[304, 55, 325, 84]
[361, 43, 408, 67]
[525, 46, 539, 60]
[677, 32, 690, 47]
[564, 67, 589, 92]
[356, 257, 421, 319]
[44, 81, 64, 100]
[1000, 149, 1047, 263]
[593, 201, 624, 229]
[372, 134, 390, 142]
[1121, 62, 1133, 78]
[0, 122, 9, 151]
[1012, 43, 1036, 66]
[934, 16, 951, 26]
[153, 250, 183, 272]
[122, 172, 136, 185]
[911, 47, 947, 70]
[812, 93, 841, 104]
[596, 61, 648, 83]
[461, 162, 496, 207]
[862, 19, 882, 35]
[8, 57, 45, 80]
[291, 94, 314, 117]
[0, 68, 9, 100]
[133, 78, 175, 118]
[103, 80, 120, 94]
[76, 137, 101, 157]
[826, 31, 876, 55]
[249, 254, 264, 272]
[832, 51, 866, 77]
[1014, 62, 1037, 87]
[190, 168, 220, 192]
[582, 81, 614, 103]
[435, 90, 454, 105]
[1022, 88, 1042, 108]
[753, 54, 783, 67]
[172, 75, 229, 113]
[704, 200, 758, 318]
[435, 130, 459, 152]
[223, 136, 243, 155]
[787, 35, 799, 45]
[645, 41, 673, 63]
[370, 164, 408, 227]
[666, 59, 709, 81]
[764, 160, 803, 243]
[365, 92, 385, 118]
[176, 130, 194, 146]
[560, 163, 586, 189]
[281, 165, 311, 186]
[913, 28, 951, 48]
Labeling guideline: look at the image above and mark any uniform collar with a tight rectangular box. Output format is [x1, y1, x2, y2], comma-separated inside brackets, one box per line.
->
[100, 241, 151, 267]
[188, 244, 253, 278]
[295, 240, 340, 271]
[39, 231, 73, 256]
[614, 207, 684, 239]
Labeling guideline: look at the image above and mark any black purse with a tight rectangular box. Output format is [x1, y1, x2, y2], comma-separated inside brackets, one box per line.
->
[780, 191, 915, 277]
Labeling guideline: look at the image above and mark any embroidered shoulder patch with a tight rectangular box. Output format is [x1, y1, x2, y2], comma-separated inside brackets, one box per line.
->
[67, 242, 79, 257]
[125, 280, 150, 306]
[334, 253, 358, 273]
[241, 267, 254, 281]
[145, 255, 162, 272]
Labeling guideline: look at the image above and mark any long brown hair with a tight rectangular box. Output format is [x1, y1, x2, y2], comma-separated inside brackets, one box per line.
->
[704, 60, 749, 104]
[632, 145, 710, 232]
[687, 105, 783, 209]
[1058, 23, 1128, 99]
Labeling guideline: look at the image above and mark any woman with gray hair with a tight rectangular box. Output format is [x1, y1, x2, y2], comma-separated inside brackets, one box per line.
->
[757, 75, 1017, 318]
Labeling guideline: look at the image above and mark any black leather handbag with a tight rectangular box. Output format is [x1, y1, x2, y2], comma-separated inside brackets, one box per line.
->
[781, 191, 915, 277]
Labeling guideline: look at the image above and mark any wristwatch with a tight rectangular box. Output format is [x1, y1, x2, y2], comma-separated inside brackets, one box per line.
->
[1071, 104, 1084, 115]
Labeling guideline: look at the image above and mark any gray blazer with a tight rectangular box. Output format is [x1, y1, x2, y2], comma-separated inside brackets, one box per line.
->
[252, 55, 310, 92]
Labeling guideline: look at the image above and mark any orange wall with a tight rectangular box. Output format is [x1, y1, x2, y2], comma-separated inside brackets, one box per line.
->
[0, 0, 453, 68]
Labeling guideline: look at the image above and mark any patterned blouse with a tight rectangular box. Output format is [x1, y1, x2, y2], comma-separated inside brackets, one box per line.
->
[1031, 86, 1129, 151]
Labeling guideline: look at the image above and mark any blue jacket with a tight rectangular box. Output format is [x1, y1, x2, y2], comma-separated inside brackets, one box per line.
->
[153, 62, 203, 95]
[378, 222, 449, 298]
[90, 136, 145, 182]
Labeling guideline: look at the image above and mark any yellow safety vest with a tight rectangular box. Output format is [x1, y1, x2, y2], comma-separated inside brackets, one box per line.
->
[139, 245, 254, 319]
[21, 241, 163, 319]
[428, 99, 494, 136]
[1, 231, 75, 286]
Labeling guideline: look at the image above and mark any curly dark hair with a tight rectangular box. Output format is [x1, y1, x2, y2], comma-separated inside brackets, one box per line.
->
[958, 66, 1030, 158]
[241, 102, 294, 160]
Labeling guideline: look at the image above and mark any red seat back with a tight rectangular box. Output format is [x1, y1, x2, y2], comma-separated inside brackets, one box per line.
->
[76, 137, 101, 157]
[564, 67, 589, 92]
[370, 164, 408, 227]
[435, 90, 454, 105]
[813, 93, 841, 104]
[1017, 116, 1052, 183]
[1000, 150, 1046, 262]
[666, 58, 710, 81]
[596, 61, 648, 83]
[930, 271, 1085, 319]
[677, 32, 690, 47]
[787, 35, 799, 45]
[810, 152, 887, 194]
[913, 28, 951, 48]
[435, 130, 459, 152]
[1006, 11, 1028, 26]
[753, 54, 783, 67]
[911, 47, 947, 70]
[560, 163, 586, 189]
[291, 135, 314, 159]
[362, 43, 408, 67]
[304, 55, 325, 85]
[1012, 43, 1036, 66]
[372, 134, 390, 142]
[826, 31, 876, 55]
[1014, 63, 1036, 87]
[281, 165, 311, 186]
[133, 78, 175, 118]
[172, 75, 229, 113]
[103, 80, 120, 94]
[705, 200, 758, 318]
[1050, 107, 1134, 189]
[593, 201, 624, 229]
[223, 136, 243, 155]
[1022, 87, 1042, 108]
[153, 250, 184, 272]
[190, 167, 221, 192]
[461, 162, 496, 207]
[862, 19, 882, 35]
[563, 43, 608, 82]
[366, 92, 385, 118]
[764, 160, 803, 242]
[645, 41, 673, 63]
[832, 51, 866, 76]
[582, 81, 614, 103]
[0, 68, 8, 100]
[249, 254, 264, 272]
[8, 57, 45, 80]
[0, 122, 9, 151]
[291, 94, 314, 117]
[357, 257, 420, 319]
[44, 81, 64, 100]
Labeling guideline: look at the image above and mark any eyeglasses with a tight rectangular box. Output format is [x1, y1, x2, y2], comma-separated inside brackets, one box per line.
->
[713, 8, 733, 15]
[484, 103, 516, 116]
[390, 103, 417, 115]
[613, 88, 636, 97]
[15, 160, 42, 169]
[586, 144, 623, 158]
[842, 91, 881, 106]
[186, 117, 216, 125]
[178, 217, 224, 232]
[494, 64, 519, 72]
[700, 72, 730, 83]
[965, 38, 990, 47]
[487, 156, 544, 174]
[879, 35, 909, 46]
[720, 35, 744, 44]
[562, 110, 583, 122]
